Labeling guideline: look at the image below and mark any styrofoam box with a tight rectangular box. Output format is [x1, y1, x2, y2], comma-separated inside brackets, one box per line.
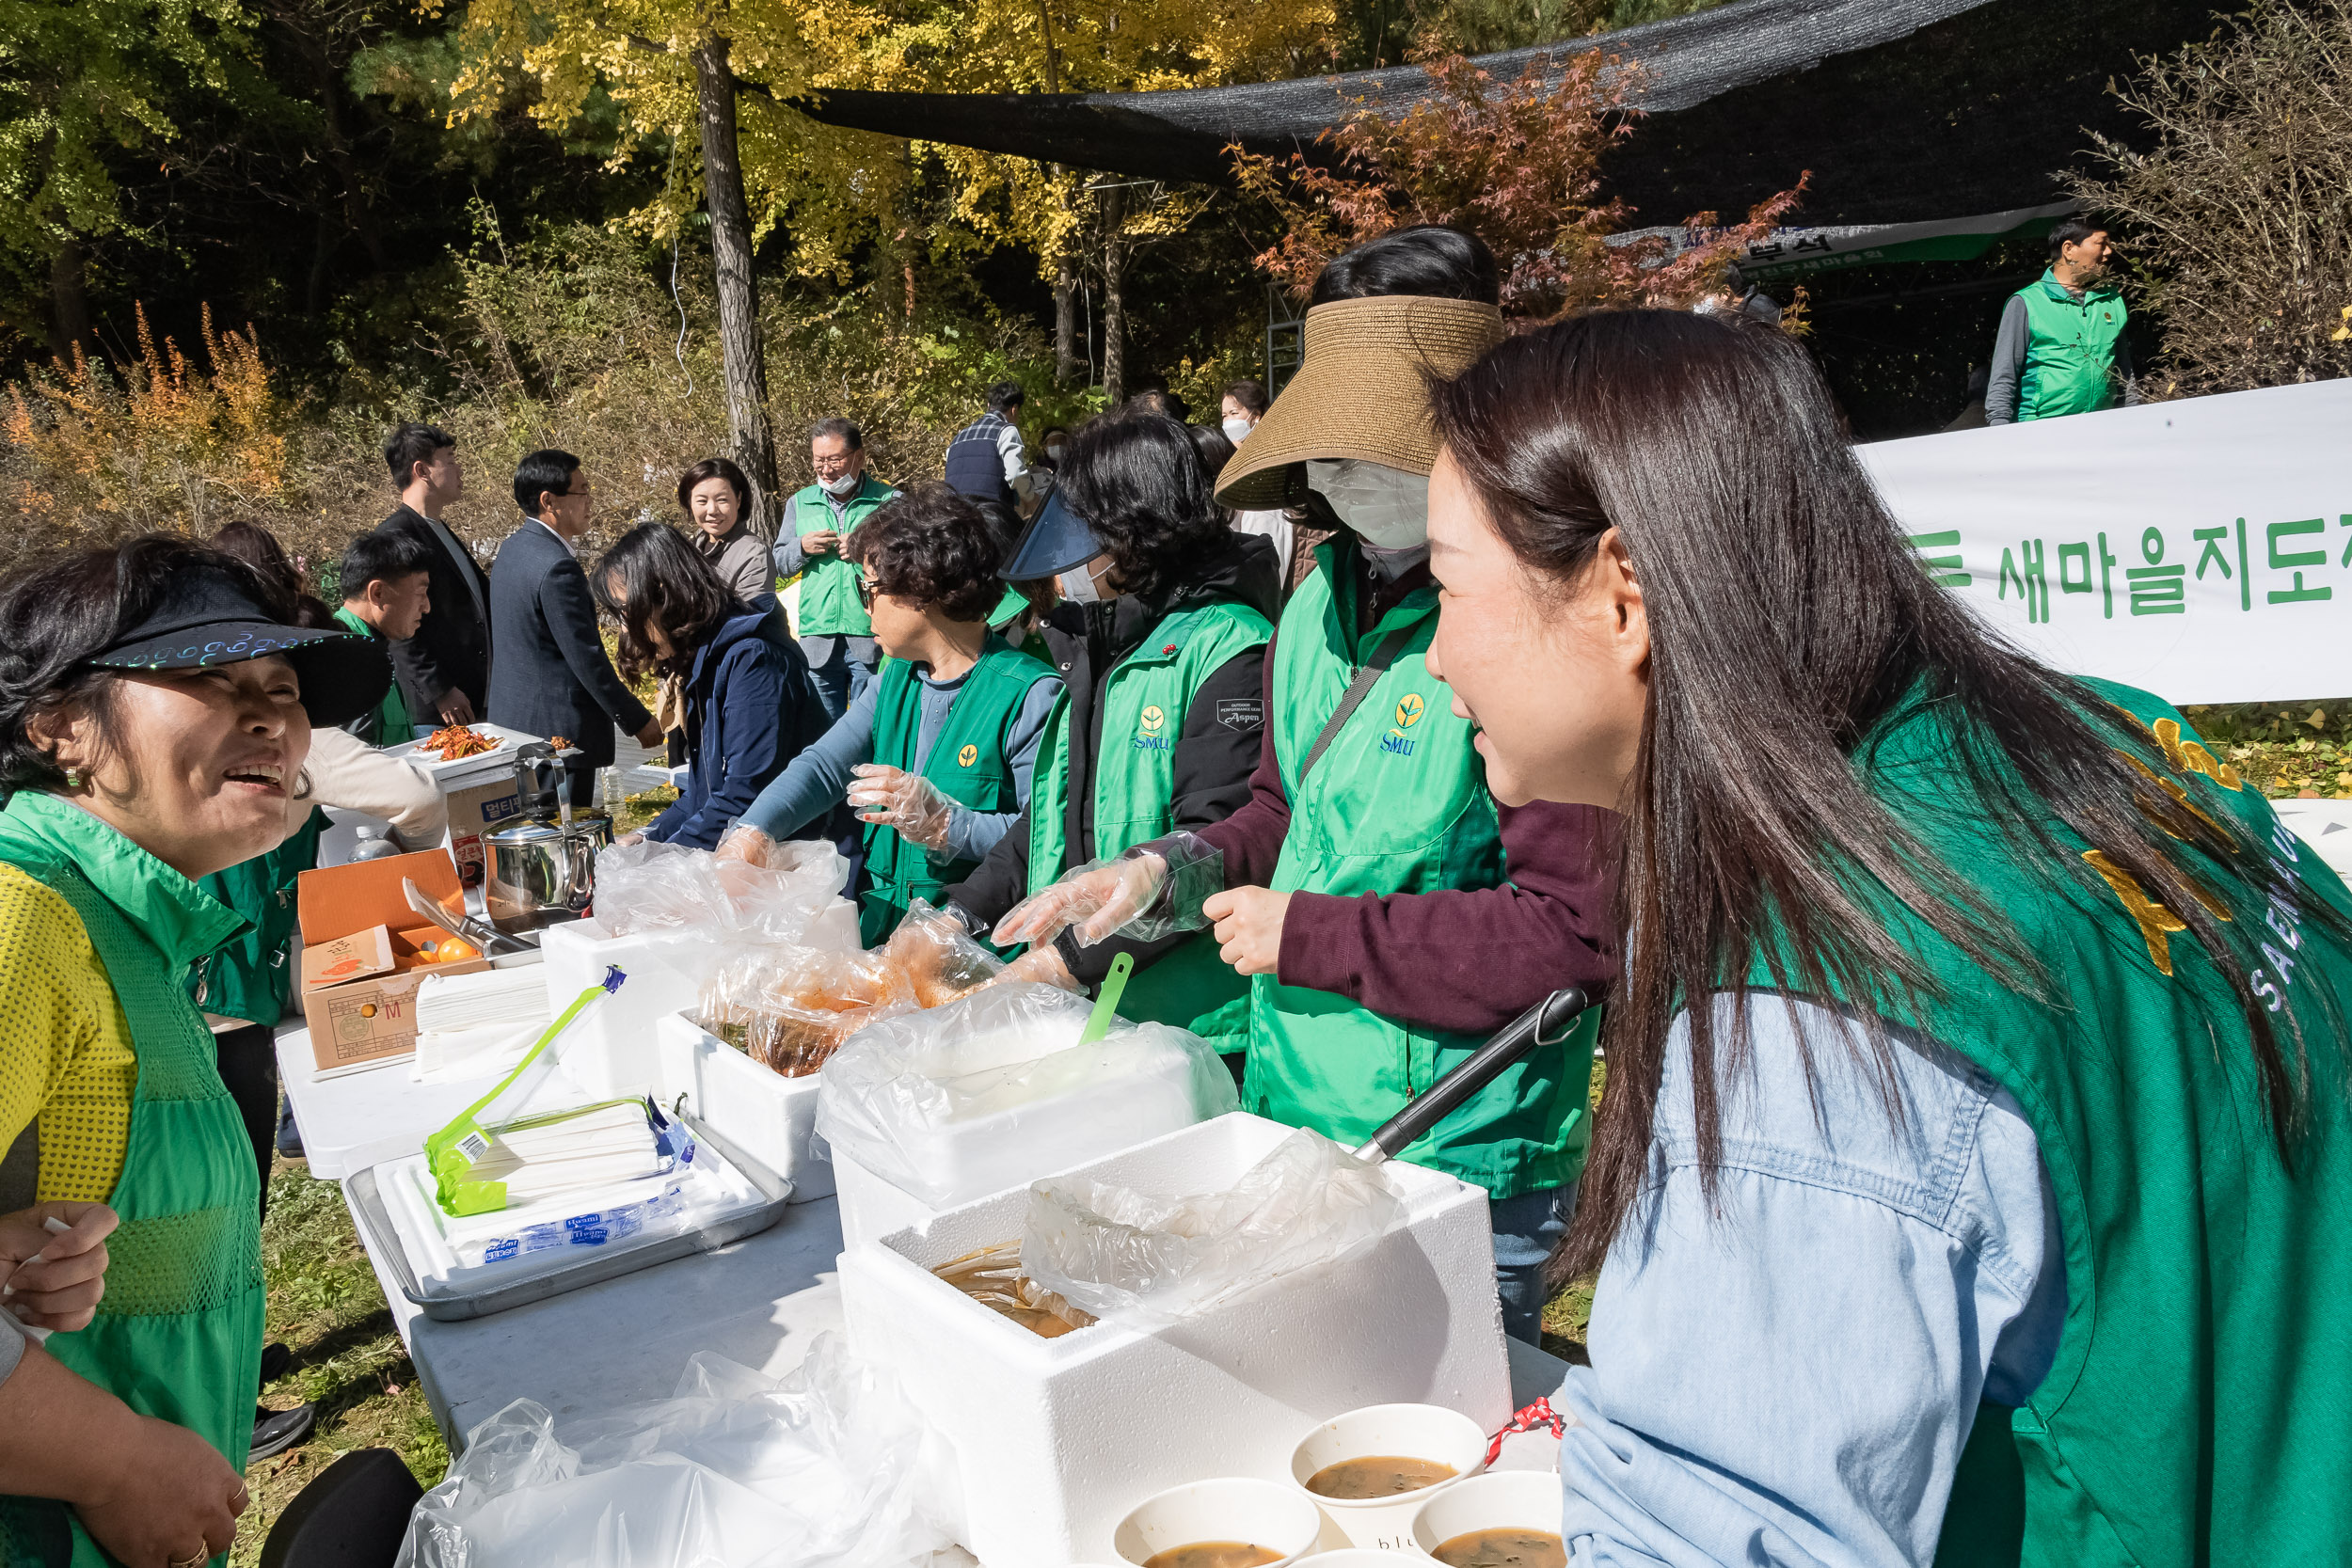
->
[838, 1112, 1511, 1565]
[831, 1022, 1217, 1251]
[589, 1012, 834, 1204]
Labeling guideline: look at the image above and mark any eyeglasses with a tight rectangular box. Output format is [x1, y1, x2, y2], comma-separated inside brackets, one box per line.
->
[855, 575, 881, 608]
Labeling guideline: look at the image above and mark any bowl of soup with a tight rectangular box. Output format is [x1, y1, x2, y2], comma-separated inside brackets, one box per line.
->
[1287, 1402, 1487, 1550]
[1112, 1477, 1324, 1568]
[1408, 1470, 1565, 1567]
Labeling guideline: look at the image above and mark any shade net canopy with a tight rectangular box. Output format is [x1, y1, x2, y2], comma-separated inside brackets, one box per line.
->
[793, 0, 2229, 228]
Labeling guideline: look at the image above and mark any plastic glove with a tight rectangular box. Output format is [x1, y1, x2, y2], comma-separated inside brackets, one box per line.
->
[992, 835, 1224, 948]
[848, 764, 956, 854]
[713, 822, 777, 867]
[995, 943, 1084, 994]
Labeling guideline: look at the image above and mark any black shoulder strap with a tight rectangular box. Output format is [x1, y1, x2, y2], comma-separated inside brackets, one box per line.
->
[1297, 625, 1416, 785]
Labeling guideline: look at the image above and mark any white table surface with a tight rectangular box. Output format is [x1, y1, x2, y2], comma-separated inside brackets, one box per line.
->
[278, 1021, 1572, 1466]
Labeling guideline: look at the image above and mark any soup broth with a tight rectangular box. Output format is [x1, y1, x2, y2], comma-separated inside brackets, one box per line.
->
[1138, 1544, 1285, 1568]
[1431, 1528, 1566, 1568]
[1305, 1454, 1458, 1498]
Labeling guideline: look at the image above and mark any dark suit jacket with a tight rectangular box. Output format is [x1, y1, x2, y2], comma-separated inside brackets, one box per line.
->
[484, 518, 653, 768]
[378, 503, 492, 721]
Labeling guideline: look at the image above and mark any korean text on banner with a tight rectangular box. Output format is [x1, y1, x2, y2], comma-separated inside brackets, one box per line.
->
[1859, 377, 2352, 706]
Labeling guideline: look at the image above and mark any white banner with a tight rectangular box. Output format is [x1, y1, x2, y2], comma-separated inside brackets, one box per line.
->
[1857, 377, 2352, 705]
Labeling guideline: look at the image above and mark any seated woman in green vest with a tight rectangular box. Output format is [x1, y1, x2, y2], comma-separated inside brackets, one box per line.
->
[0, 533, 393, 1567]
[937, 405, 1281, 1049]
[720, 483, 1062, 946]
[1421, 308, 2352, 1562]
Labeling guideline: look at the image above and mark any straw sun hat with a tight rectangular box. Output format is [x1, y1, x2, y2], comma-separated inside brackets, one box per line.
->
[1214, 293, 1506, 512]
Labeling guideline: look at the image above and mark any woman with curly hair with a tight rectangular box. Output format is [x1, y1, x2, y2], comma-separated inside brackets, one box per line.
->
[720, 483, 1062, 946]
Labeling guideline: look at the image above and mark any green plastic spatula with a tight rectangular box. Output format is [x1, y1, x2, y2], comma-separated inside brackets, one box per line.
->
[1079, 952, 1135, 1044]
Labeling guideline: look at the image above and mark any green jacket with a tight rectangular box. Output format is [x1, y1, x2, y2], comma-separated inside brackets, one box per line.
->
[191, 807, 325, 1028]
[1756, 682, 2352, 1567]
[789, 475, 897, 638]
[2014, 270, 2127, 421]
[0, 793, 265, 1567]
[1244, 546, 1597, 1200]
[1027, 599, 1273, 1050]
[862, 640, 1054, 946]
[333, 606, 413, 745]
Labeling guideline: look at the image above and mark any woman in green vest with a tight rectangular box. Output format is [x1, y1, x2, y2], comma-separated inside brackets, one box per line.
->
[946, 405, 1280, 1048]
[1422, 309, 2351, 1563]
[0, 534, 391, 1567]
[721, 483, 1062, 947]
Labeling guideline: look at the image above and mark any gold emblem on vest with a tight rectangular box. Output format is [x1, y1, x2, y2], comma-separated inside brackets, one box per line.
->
[958, 743, 977, 768]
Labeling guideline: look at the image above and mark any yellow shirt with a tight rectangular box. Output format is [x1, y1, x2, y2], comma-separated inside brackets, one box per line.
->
[0, 862, 137, 1203]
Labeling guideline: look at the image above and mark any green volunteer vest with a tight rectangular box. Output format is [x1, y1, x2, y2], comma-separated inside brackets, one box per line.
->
[331, 607, 412, 745]
[1245, 546, 1597, 1200]
[1026, 599, 1274, 1050]
[1740, 681, 2352, 1566]
[790, 476, 896, 638]
[0, 794, 263, 1568]
[861, 640, 1050, 946]
[190, 807, 325, 1029]
[2014, 271, 2127, 421]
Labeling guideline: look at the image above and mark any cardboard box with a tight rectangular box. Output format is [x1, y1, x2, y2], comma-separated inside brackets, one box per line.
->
[444, 778, 526, 892]
[297, 849, 491, 1070]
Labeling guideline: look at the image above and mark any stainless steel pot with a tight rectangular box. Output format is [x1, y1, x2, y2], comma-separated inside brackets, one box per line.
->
[485, 813, 614, 933]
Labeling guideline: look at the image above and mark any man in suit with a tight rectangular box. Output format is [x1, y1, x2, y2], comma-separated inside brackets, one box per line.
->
[377, 422, 493, 733]
[486, 450, 661, 805]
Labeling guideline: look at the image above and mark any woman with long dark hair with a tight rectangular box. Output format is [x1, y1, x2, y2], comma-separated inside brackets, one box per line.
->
[946, 406, 1280, 1037]
[1421, 309, 2351, 1561]
[591, 523, 828, 850]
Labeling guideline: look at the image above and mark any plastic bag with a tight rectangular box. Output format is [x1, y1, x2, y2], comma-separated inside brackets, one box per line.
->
[396, 1333, 961, 1568]
[815, 982, 1240, 1208]
[696, 944, 916, 1078]
[595, 837, 848, 942]
[877, 898, 1005, 1006]
[991, 832, 1224, 948]
[1019, 1129, 1402, 1326]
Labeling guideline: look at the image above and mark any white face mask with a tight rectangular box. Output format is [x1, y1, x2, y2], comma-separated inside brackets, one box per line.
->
[1305, 459, 1430, 549]
[1043, 441, 1067, 461]
[820, 469, 861, 498]
[1220, 416, 1255, 445]
[1059, 561, 1103, 604]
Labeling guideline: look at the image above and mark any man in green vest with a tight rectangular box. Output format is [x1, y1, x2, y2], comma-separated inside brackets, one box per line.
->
[1984, 217, 2135, 424]
[777, 417, 898, 722]
[997, 229, 1619, 1342]
[331, 529, 434, 747]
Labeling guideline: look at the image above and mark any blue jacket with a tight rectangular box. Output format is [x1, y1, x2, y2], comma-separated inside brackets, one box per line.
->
[646, 594, 834, 849]
[485, 518, 653, 768]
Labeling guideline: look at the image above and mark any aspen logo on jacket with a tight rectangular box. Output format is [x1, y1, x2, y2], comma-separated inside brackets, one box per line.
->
[1383, 691, 1424, 757]
[958, 744, 977, 768]
[1134, 705, 1173, 752]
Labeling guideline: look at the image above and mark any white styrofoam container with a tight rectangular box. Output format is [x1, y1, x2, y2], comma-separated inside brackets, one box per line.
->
[380, 721, 545, 788]
[597, 1012, 834, 1203]
[828, 1022, 1217, 1251]
[837, 1112, 1511, 1565]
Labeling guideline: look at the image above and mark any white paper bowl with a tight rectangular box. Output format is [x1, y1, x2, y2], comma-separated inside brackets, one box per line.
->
[1112, 1477, 1324, 1567]
[1306, 1554, 1428, 1566]
[1408, 1469, 1564, 1559]
[1288, 1402, 1487, 1550]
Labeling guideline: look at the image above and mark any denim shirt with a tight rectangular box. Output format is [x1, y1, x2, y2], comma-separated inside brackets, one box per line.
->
[1556, 993, 2066, 1568]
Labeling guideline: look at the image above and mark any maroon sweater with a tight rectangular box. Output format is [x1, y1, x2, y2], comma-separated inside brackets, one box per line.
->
[1194, 619, 1621, 1037]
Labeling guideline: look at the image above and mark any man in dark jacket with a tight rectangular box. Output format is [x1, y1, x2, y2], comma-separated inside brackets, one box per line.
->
[377, 422, 492, 732]
[943, 380, 1033, 512]
[485, 450, 660, 804]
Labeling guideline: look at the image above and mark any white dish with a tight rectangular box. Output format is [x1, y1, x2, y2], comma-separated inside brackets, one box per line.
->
[1111, 1477, 1322, 1567]
[1290, 1402, 1486, 1552]
[1408, 1470, 1564, 1560]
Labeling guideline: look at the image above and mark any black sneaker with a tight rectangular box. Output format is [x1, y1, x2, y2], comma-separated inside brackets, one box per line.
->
[251, 1402, 314, 1464]
[276, 1103, 305, 1159]
[259, 1342, 294, 1385]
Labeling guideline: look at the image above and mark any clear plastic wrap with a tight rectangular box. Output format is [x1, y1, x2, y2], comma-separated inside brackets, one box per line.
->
[595, 837, 848, 942]
[991, 833, 1225, 948]
[395, 1334, 961, 1568]
[815, 982, 1240, 1207]
[691, 901, 1007, 1077]
[1019, 1129, 1402, 1326]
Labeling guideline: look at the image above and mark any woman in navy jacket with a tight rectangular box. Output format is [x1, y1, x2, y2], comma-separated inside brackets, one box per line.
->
[591, 523, 834, 849]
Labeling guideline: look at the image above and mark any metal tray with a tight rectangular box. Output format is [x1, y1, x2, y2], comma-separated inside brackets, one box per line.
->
[345, 1110, 795, 1322]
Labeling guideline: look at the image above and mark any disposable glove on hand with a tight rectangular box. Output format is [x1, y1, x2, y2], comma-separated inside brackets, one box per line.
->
[848, 764, 957, 853]
[992, 835, 1225, 948]
[713, 823, 777, 867]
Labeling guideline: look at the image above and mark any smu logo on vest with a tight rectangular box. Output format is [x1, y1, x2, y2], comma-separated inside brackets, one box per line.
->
[958, 743, 977, 768]
[1133, 704, 1173, 752]
[1382, 692, 1425, 756]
